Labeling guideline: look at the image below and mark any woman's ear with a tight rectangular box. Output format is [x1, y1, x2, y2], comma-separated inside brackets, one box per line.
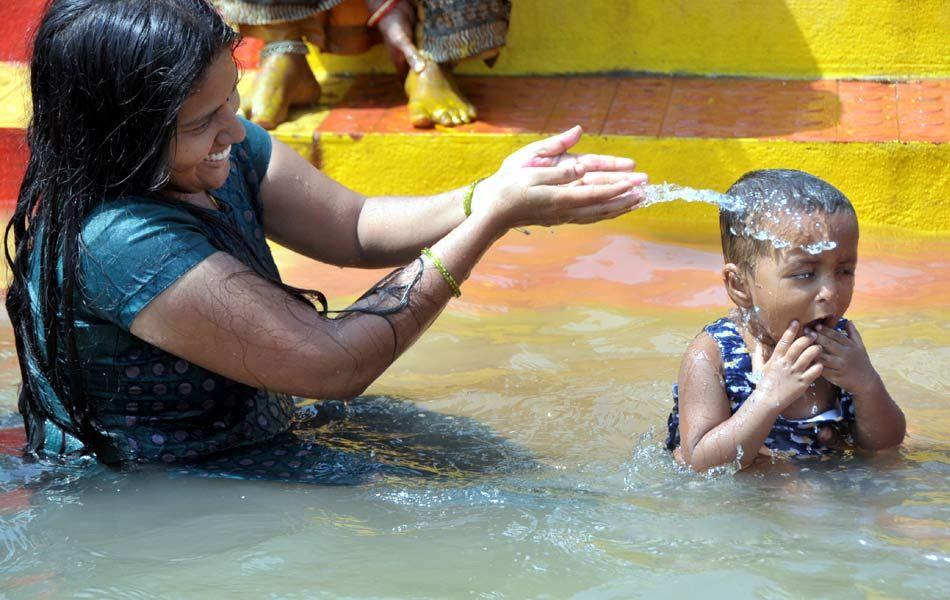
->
[722, 263, 753, 308]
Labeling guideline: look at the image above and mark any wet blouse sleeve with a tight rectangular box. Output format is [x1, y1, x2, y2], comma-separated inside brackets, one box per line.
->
[78, 201, 218, 330]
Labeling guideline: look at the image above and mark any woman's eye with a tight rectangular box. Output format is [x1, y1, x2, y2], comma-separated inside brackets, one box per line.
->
[192, 120, 212, 133]
[838, 268, 855, 276]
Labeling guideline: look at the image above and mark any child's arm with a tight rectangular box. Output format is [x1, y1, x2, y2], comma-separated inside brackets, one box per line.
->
[679, 322, 823, 471]
[811, 322, 905, 450]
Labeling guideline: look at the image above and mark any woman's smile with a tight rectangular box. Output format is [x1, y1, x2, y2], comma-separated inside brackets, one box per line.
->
[204, 146, 232, 163]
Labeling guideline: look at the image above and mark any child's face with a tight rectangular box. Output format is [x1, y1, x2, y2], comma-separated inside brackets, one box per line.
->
[745, 211, 859, 345]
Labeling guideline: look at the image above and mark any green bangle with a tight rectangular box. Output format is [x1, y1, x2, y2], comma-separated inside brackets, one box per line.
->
[462, 178, 485, 218]
[421, 247, 462, 298]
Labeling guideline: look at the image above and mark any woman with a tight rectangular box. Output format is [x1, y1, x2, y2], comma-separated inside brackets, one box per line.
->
[6, 0, 645, 468]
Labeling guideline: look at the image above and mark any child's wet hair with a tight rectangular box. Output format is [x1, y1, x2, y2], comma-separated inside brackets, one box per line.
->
[720, 169, 856, 271]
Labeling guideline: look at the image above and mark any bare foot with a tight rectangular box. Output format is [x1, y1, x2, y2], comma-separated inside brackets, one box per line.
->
[243, 52, 321, 130]
[404, 61, 476, 128]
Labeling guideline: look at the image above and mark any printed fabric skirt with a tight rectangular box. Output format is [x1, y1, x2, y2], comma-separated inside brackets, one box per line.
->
[214, 0, 511, 63]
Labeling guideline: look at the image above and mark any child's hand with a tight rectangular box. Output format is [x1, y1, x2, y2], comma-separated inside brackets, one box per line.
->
[751, 321, 824, 413]
[810, 321, 877, 394]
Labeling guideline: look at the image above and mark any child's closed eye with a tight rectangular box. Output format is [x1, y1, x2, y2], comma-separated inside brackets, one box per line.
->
[790, 271, 814, 280]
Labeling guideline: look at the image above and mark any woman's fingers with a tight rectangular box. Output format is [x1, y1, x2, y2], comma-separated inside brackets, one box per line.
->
[526, 162, 586, 186]
[543, 178, 638, 208]
[575, 153, 636, 172]
[563, 191, 644, 224]
[523, 126, 583, 161]
[524, 153, 637, 171]
[571, 171, 648, 187]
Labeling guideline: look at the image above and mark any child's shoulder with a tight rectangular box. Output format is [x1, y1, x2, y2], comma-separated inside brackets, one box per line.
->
[680, 319, 728, 368]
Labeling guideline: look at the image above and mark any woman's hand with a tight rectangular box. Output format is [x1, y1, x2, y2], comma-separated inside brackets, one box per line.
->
[470, 126, 647, 232]
[750, 320, 824, 414]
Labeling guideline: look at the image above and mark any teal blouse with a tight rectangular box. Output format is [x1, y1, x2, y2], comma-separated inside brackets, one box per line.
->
[24, 118, 297, 463]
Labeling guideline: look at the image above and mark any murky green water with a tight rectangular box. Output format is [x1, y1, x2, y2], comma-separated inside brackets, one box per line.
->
[1, 218, 947, 598]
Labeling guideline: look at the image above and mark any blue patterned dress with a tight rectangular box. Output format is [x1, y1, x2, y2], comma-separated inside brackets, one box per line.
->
[23, 118, 297, 464]
[665, 317, 856, 457]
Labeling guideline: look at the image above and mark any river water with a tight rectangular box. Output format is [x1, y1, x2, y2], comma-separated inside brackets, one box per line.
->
[1, 215, 947, 598]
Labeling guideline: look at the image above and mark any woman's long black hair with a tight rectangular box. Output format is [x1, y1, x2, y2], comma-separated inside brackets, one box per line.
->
[4, 0, 326, 458]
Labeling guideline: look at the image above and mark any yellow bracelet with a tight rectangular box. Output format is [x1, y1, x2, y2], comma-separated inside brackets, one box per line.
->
[421, 247, 462, 298]
[463, 178, 485, 218]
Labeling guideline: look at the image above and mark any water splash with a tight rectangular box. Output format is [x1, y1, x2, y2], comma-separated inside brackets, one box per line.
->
[640, 182, 839, 256]
[802, 240, 838, 255]
[642, 183, 745, 214]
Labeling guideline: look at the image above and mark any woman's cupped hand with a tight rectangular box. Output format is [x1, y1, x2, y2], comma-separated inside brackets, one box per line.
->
[470, 126, 648, 231]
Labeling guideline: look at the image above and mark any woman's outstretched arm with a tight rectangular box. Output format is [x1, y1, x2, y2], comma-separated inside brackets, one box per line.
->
[133, 130, 644, 399]
[261, 130, 645, 269]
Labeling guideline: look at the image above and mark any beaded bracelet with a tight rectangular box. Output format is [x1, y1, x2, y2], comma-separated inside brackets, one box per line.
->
[462, 178, 485, 218]
[421, 247, 462, 298]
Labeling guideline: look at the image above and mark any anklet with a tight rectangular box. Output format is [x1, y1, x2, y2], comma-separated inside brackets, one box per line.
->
[368, 0, 400, 27]
[421, 247, 461, 298]
[260, 40, 309, 60]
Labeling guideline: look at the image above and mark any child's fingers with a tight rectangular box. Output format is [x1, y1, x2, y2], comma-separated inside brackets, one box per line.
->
[793, 344, 822, 372]
[818, 351, 843, 371]
[784, 331, 817, 363]
[809, 328, 845, 353]
[773, 320, 800, 356]
[750, 342, 766, 371]
[815, 323, 850, 345]
[802, 362, 824, 383]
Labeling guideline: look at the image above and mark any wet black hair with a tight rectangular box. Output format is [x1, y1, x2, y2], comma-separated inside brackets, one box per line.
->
[720, 169, 857, 271]
[3, 0, 327, 458]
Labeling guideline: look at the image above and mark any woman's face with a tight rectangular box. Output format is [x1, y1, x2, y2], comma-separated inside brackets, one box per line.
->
[167, 51, 245, 194]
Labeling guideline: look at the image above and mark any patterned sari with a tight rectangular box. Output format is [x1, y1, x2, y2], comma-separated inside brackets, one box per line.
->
[214, 0, 511, 63]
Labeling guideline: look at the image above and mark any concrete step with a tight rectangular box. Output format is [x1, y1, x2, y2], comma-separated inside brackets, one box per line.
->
[0, 1, 947, 233]
[1, 61, 948, 232]
[244, 0, 950, 80]
[264, 73, 949, 233]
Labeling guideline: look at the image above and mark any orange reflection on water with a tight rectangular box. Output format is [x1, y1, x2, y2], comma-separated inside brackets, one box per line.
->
[275, 216, 950, 317]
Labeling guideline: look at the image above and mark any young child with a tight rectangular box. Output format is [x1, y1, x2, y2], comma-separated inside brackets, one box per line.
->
[665, 169, 905, 471]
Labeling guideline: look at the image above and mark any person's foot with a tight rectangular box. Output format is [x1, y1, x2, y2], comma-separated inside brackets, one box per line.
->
[243, 52, 321, 130]
[404, 60, 476, 128]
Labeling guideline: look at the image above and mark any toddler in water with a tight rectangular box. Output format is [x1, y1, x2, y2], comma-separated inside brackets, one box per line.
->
[665, 170, 905, 470]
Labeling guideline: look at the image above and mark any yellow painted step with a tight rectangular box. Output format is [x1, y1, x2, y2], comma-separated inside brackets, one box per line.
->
[311, 132, 950, 234]
[312, 0, 950, 80]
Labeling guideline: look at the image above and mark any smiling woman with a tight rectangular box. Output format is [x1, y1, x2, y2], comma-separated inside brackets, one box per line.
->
[5, 0, 647, 468]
